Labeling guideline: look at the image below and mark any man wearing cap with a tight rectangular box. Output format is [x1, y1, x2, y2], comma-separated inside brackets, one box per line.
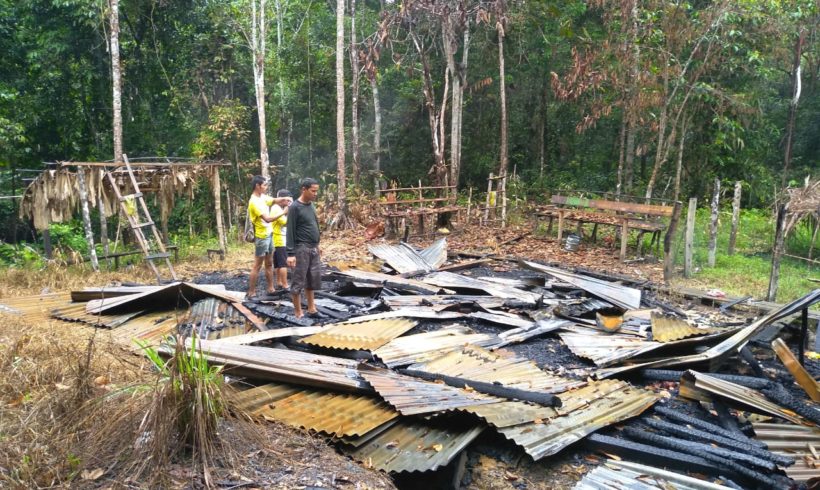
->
[286, 177, 321, 318]
[247, 176, 291, 300]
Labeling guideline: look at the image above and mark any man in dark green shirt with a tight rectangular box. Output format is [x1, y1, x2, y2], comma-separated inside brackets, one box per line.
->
[286, 178, 321, 318]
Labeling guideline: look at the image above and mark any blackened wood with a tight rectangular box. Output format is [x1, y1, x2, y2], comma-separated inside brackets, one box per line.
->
[800, 307, 809, 366]
[398, 368, 561, 407]
[640, 370, 771, 391]
[653, 405, 767, 447]
[585, 433, 725, 477]
[739, 346, 766, 378]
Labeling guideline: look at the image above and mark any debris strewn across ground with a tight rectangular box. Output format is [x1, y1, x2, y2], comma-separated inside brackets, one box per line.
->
[2, 233, 818, 489]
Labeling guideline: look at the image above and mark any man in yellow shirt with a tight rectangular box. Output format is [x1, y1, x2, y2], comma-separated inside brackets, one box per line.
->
[247, 176, 291, 300]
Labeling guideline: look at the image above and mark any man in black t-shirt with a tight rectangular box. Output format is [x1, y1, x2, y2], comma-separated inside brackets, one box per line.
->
[286, 177, 322, 319]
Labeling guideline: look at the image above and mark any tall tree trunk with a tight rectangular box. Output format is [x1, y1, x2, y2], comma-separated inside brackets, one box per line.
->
[349, 0, 361, 187]
[411, 33, 447, 186]
[673, 116, 687, 202]
[213, 167, 226, 251]
[616, 114, 626, 197]
[333, 0, 349, 226]
[623, 0, 640, 195]
[782, 29, 805, 188]
[275, 0, 288, 175]
[539, 83, 547, 180]
[252, 0, 270, 180]
[369, 71, 382, 192]
[497, 23, 508, 178]
[110, 0, 123, 163]
[447, 26, 470, 188]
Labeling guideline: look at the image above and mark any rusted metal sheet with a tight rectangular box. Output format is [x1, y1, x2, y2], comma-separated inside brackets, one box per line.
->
[408, 345, 585, 394]
[0, 292, 73, 319]
[341, 308, 465, 322]
[574, 459, 732, 490]
[213, 326, 325, 345]
[597, 289, 820, 378]
[368, 238, 446, 274]
[494, 319, 574, 349]
[178, 297, 249, 340]
[559, 332, 663, 367]
[651, 312, 722, 343]
[300, 318, 417, 351]
[232, 383, 397, 437]
[108, 309, 183, 350]
[521, 260, 641, 310]
[51, 303, 146, 328]
[85, 282, 245, 314]
[345, 419, 483, 473]
[497, 380, 658, 460]
[461, 401, 560, 428]
[753, 422, 820, 483]
[358, 365, 498, 415]
[372, 325, 499, 367]
[680, 370, 810, 425]
[173, 338, 369, 393]
[420, 271, 542, 305]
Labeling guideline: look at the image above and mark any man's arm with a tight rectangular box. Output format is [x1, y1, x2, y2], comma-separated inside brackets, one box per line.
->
[286, 202, 297, 256]
[260, 198, 292, 223]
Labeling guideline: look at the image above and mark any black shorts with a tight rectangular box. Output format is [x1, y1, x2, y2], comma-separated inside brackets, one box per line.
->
[290, 244, 322, 294]
[273, 247, 287, 268]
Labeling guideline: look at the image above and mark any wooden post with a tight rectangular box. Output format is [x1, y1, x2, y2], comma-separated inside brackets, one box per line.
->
[708, 178, 720, 267]
[42, 227, 52, 260]
[619, 217, 629, 261]
[663, 201, 683, 282]
[684, 197, 697, 278]
[213, 167, 226, 252]
[483, 173, 493, 225]
[418, 180, 423, 211]
[501, 172, 507, 228]
[466, 187, 473, 225]
[809, 220, 819, 261]
[728, 181, 741, 255]
[76, 167, 99, 271]
[767, 203, 789, 302]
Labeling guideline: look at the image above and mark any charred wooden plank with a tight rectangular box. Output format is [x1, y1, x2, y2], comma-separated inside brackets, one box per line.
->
[653, 405, 767, 448]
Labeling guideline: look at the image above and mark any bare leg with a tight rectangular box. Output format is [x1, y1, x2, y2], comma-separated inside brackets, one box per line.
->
[306, 289, 317, 314]
[264, 254, 274, 293]
[291, 292, 303, 318]
[248, 256, 265, 297]
[276, 267, 288, 289]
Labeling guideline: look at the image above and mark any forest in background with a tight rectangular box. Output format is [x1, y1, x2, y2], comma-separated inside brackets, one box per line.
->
[0, 0, 817, 244]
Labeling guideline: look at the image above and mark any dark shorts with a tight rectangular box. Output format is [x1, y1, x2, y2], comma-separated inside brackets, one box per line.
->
[254, 235, 273, 257]
[273, 247, 287, 269]
[290, 244, 321, 294]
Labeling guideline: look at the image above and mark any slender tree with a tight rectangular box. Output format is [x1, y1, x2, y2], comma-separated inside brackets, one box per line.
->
[350, 0, 361, 186]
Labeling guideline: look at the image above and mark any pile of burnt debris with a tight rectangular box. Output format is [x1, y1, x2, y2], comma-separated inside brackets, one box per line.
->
[21, 238, 820, 489]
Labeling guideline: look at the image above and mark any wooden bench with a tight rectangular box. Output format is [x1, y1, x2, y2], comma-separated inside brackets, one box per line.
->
[101, 244, 179, 269]
[378, 183, 464, 238]
[536, 195, 675, 261]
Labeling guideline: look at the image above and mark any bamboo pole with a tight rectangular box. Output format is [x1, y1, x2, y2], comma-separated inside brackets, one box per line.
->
[728, 181, 741, 255]
[708, 178, 720, 267]
[684, 197, 697, 278]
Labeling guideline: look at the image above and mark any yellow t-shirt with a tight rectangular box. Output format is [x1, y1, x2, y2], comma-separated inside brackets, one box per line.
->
[271, 204, 288, 247]
[248, 194, 274, 239]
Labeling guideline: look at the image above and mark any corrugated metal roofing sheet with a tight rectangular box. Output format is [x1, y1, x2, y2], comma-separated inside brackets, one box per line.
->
[574, 459, 732, 490]
[680, 370, 810, 425]
[521, 261, 642, 310]
[372, 325, 499, 367]
[345, 419, 484, 473]
[51, 302, 146, 328]
[179, 297, 250, 340]
[460, 401, 560, 428]
[299, 317, 417, 351]
[753, 422, 820, 483]
[408, 345, 585, 394]
[358, 365, 498, 415]
[497, 380, 658, 460]
[86, 282, 245, 314]
[174, 338, 369, 392]
[368, 238, 446, 274]
[597, 289, 820, 378]
[559, 332, 663, 367]
[651, 313, 722, 343]
[383, 294, 504, 310]
[420, 271, 542, 305]
[232, 383, 397, 437]
[336, 269, 450, 295]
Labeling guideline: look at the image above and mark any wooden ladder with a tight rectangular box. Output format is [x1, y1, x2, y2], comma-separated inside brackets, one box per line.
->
[105, 154, 177, 283]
